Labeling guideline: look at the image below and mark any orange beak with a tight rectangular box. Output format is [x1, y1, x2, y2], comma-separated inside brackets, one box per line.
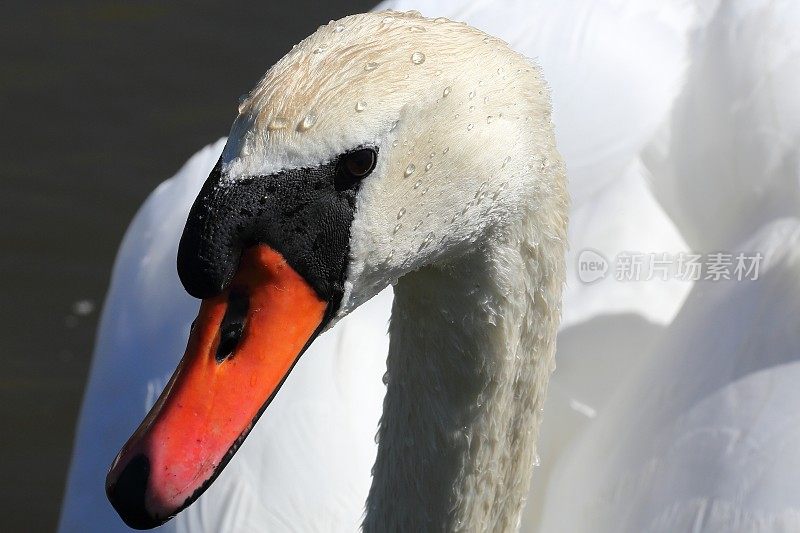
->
[105, 244, 327, 529]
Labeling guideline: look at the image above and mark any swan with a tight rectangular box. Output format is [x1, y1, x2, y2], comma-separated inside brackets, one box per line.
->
[60, 3, 697, 531]
[101, 10, 570, 531]
[59, 3, 800, 532]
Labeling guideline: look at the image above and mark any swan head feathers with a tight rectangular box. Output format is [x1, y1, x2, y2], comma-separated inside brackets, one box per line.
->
[222, 11, 564, 317]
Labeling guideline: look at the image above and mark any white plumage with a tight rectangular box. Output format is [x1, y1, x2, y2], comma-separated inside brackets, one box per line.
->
[537, 1, 800, 530]
[540, 219, 800, 533]
[59, 1, 800, 532]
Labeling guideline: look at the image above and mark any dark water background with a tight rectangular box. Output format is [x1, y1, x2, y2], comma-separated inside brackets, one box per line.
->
[0, 1, 373, 530]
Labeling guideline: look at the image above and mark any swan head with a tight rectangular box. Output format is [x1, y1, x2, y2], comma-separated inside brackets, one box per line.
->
[106, 11, 565, 529]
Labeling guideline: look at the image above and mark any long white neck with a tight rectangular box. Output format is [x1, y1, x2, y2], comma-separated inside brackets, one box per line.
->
[364, 215, 566, 532]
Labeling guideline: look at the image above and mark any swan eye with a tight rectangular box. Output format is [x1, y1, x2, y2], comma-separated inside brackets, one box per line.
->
[340, 148, 377, 180]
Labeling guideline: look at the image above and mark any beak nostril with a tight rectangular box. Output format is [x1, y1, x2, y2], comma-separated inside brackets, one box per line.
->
[106, 454, 157, 529]
[216, 290, 250, 363]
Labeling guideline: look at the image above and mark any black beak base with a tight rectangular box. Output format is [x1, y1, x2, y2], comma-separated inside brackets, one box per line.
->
[177, 155, 364, 306]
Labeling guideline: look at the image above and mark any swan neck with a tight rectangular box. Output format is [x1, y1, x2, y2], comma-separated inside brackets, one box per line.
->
[364, 231, 564, 532]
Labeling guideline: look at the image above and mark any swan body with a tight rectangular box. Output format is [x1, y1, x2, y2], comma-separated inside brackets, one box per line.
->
[647, 0, 800, 252]
[538, 1, 800, 530]
[540, 218, 800, 533]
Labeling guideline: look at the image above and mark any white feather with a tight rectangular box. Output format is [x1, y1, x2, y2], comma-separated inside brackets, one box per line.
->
[537, 1, 800, 530]
[539, 219, 800, 533]
[646, 0, 800, 251]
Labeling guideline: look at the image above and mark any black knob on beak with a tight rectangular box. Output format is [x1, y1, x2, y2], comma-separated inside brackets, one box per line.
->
[177, 156, 362, 307]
